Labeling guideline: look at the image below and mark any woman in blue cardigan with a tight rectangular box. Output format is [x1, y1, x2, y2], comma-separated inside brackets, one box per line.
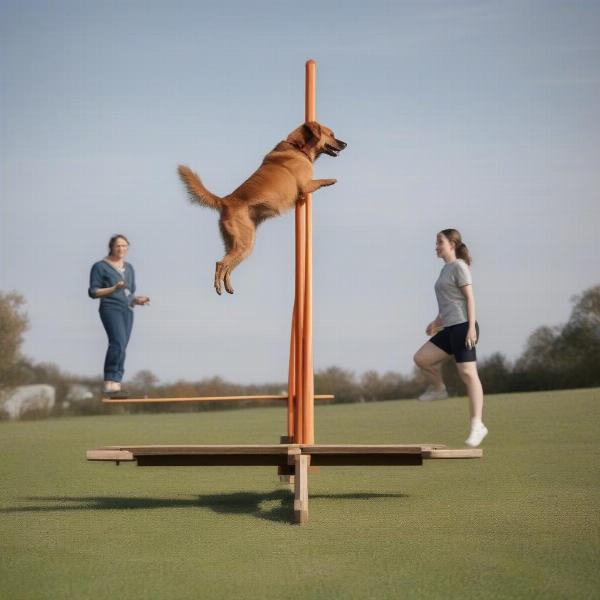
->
[88, 234, 150, 397]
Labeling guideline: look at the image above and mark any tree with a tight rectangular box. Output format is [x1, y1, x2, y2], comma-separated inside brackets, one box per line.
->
[514, 284, 600, 390]
[130, 370, 160, 390]
[0, 291, 29, 388]
[314, 366, 360, 403]
[478, 353, 513, 394]
[558, 285, 600, 387]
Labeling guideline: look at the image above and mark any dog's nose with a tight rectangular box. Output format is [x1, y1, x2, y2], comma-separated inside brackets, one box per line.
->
[337, 139, 347, 149]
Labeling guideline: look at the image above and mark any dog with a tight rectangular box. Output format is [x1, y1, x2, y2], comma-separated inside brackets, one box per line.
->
[178, 121, 346, 294]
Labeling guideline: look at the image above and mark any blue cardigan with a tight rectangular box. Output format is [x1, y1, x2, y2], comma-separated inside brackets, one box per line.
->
[88, 260, 136, 310]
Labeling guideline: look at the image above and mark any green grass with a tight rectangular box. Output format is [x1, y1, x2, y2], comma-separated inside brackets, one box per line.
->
[1, 388, 599, 599]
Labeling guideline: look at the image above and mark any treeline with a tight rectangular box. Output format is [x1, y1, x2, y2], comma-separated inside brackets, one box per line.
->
[1, 285, 599, 418]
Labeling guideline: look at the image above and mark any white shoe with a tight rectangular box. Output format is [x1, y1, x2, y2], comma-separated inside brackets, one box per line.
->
[418, 386, 448, 401]
[465, 423, 488, 447]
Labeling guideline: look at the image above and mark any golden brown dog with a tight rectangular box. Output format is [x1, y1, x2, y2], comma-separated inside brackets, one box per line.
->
[178, 121, 346, 294]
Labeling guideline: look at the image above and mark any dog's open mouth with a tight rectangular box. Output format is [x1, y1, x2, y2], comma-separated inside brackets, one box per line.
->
[324, 144, 342, 157]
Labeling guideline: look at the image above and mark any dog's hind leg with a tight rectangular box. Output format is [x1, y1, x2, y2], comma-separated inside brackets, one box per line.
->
[215, 214, 256, 295]
[214, 261, 227, 295]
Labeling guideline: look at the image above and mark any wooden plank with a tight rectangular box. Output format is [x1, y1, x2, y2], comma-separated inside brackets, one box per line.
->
[294, 454, 309, 524]
[101, 444, 300, 455]
[300, 445, 424, 454]
[101, 394, 335, 404]
[87, 444, 301, 466]
[86, 450, 134, 461]
[423, 448, 483, 459]
[86, 444, 480, 467]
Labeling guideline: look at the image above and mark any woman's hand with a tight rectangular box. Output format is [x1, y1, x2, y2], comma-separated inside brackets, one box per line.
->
[113, 280, 126, 291]
[465, 325, 478, 349]
[426, 316, 443, 336]
[426, 321, 440, 336]
[134, 296, 150, 306]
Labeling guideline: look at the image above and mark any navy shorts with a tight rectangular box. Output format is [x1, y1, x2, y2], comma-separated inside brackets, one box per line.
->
[430, 321, 479, 363]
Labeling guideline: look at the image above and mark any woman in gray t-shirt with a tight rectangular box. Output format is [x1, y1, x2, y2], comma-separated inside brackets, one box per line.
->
[413, 229, 488, 447]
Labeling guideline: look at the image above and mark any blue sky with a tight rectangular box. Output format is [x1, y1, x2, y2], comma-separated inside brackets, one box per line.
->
[1, 0, 598, 383]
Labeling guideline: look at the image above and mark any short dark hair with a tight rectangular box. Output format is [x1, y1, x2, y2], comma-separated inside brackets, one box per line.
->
[108, 234, 130, 254]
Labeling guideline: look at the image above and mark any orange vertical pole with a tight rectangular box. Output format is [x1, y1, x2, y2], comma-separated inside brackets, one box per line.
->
[287, 300, 296, 438]
[294, 195, 305, 443]
[302, 59, 316, 444]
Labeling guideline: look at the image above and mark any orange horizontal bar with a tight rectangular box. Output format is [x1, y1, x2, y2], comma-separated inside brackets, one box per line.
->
[102, 394, 335, 404]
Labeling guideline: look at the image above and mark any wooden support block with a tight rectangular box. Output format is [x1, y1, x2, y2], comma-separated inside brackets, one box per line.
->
[294, 454, 309, 524]
[277, 436, 296, 481]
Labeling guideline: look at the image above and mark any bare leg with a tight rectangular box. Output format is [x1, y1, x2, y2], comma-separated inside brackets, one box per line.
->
[413, 342, 450, 391]
[456, 361, 484, 423]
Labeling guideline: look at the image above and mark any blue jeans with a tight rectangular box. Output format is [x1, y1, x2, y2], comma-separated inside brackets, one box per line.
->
[99, 306, 134, 382]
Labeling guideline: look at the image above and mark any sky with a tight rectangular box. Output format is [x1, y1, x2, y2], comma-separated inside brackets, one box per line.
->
[1, 0, 598, 384]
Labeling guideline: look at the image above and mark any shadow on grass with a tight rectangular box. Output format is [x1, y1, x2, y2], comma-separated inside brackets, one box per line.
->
[1, 491, 409, 524]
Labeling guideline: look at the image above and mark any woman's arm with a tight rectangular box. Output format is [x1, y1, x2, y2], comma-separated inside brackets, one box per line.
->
[91, 281, 126, 298]
[460, 284, 478, 346]
[125, 265, 150, 305]
[89, 263, 124, 299]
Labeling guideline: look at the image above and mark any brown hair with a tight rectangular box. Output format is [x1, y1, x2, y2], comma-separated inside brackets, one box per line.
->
[439, 228, 472, 265]
[108, 234, 130, 254]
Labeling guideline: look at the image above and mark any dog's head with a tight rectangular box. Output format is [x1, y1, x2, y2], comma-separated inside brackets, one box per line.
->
[286, 121, 347, 161]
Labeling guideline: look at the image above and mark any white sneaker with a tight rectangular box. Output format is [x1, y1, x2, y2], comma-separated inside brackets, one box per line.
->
[418, 386, 449, 401]
[465, 423, 488, 447]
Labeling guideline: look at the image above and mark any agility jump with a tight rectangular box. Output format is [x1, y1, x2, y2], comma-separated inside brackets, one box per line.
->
[88, 60, 482, 525]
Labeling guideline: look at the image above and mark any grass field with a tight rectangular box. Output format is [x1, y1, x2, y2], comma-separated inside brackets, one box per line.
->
[1, 388, 599, 599]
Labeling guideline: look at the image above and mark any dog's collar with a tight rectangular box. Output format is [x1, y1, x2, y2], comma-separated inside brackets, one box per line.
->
[281, 141, 313, 162]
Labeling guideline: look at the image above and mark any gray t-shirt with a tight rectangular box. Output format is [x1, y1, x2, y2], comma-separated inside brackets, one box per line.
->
[434, 259, 472, 327]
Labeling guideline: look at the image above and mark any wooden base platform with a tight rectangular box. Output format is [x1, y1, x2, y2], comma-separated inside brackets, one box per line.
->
[87, 443, 482, 524]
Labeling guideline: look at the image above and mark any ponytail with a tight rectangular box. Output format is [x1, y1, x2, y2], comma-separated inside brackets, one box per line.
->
[456, 241, 472, 265]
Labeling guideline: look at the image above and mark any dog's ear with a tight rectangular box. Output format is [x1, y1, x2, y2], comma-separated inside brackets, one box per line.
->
[303, 121, 321, 142]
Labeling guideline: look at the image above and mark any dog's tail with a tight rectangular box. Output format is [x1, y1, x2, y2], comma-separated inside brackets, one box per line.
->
[177, 165, 222, 211]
